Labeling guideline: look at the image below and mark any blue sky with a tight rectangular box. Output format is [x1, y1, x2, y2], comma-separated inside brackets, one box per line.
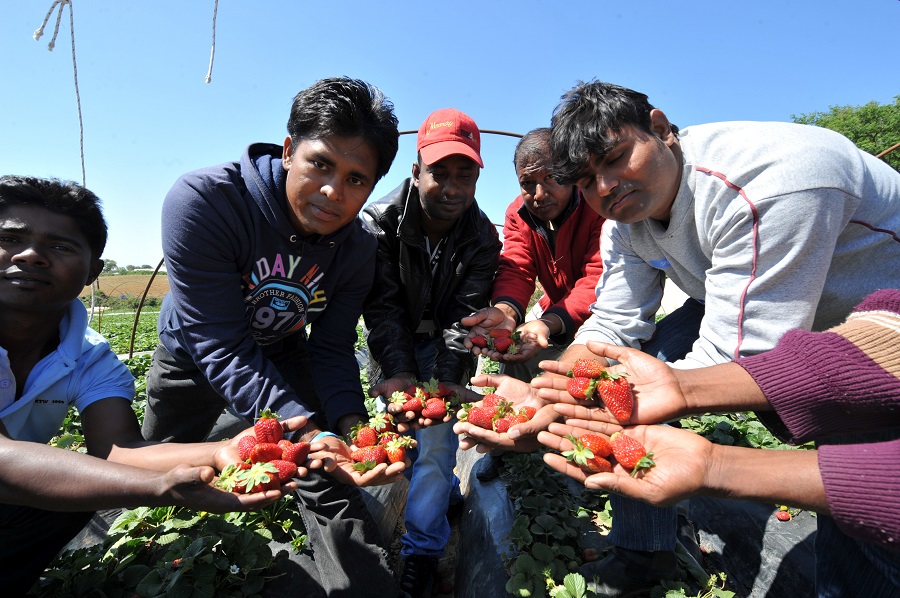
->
[2, 1, 897, 266]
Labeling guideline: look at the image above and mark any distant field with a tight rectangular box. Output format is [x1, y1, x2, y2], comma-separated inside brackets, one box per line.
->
[80, 273, 170, 299]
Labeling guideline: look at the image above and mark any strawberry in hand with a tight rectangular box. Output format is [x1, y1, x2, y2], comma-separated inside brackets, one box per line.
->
[610, 432, 655, 476]
[254, 409, 283, 444]
[596, 371, 634, 421]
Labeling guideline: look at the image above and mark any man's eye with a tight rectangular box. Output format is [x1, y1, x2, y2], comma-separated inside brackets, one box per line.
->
[347, 176, 364, 187]
[312, 160, 328, 170]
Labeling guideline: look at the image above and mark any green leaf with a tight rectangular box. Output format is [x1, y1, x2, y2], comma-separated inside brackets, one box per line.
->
[562, 572, 587, 598]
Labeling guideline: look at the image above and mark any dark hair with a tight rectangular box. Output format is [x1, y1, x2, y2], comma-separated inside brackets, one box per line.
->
[0, 175, 108, 260]
[513, 127, 552, 168]
[550, 80, 678, 185]
[287, 77, 400, 181]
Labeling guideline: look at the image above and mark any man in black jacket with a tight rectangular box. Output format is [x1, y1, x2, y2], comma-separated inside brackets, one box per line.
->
[361, 108, 501, 597]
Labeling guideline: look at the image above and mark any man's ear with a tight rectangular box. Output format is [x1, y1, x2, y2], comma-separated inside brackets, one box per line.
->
[282, 136, 294, 168]
[649, 109, 677, 146]
[86, 259, 103, 286]
[411, 161, 421, 187]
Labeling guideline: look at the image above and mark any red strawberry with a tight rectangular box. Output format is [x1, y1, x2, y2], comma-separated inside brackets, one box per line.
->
[269, 459, 299, 483]
[481, 394, 505, 410]
[471, 334, 488, 348]
[354, 425, 378, 448]
[569, 358, 606, 379]
[391, 390, 424, 414]
[254, 409, 283, 444]
[579, 433, 613, 458]
[278, 439, 293, 452]
[562, 435, 613, 474]
[238, 435, 259, 461]
[776, 510, 792, 521]
[368, 412, 395, 435]
[404, 383, 425, 398]
[489, 328, 512, 338]
[596, 371, 633, 421]
[385, 436, 413, 464]
[215, 462, 251, 492]
[492, 337, 515, 354]
[567, 376, 599, 400]
[281, 441, 311, 465]
[610, 432, 655, 475]
[422, 378, 452, 398]
[378, 431, 400, 445]
[242, 462, 281, 493]
[519, 406, 537, 420]
[493, 413, 527, 433]
[422, 398, 448, 419]
[464, 406, 496, 430]
[249, 442, 283, 464]
[350, 445, 389, 472]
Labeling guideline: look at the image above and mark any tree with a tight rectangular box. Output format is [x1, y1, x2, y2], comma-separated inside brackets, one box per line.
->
[102, 259, 118, 274]
[792, 96, 900, 171]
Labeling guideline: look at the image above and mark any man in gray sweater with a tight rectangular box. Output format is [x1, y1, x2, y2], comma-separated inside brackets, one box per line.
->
[458, 80, 900, 596]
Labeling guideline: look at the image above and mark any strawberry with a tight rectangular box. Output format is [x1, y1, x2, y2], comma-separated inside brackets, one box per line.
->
[422, 398, 448, 419]
[567, 376, 599, 400]
[422, 378, 452, 398]
[481, 394, 505, 410]
[254, 409, 283, 444]
[351, 445, 389, 472]
[519, 406, 537, 421]
[242, 462, 281, 493]
[595, 371, 633, 421]
[404, 382, 425, 398]
[378, 431, 400, 445]
[562, 435, 613, 474]
[610, 432, 655, 476]
[368, 412, 396, 435]
[776, 510, 792, 521]
[579, 433, 613, 458]
[471, 334, 488, 348]
[489, 328, 512, 338]
[269, 459, 299, 483]
[278, 439, 294, 452]
[493, 413, 527, 433]
[281, 441, 311, 466]
[238, 435, 259, 461]
[215, 462, 251, 492]
[249, 442, 283, 464]
[569, 358, 605, 379]
[391, 390, 424, 414]
[464, 406, 496, 430]
[385, 436, 413, 464]
[492, 337, 515, 354]
[353, 425, 378, 448]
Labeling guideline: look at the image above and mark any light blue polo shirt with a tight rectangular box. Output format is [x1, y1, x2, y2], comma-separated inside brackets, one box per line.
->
[0, 299, 135, 443]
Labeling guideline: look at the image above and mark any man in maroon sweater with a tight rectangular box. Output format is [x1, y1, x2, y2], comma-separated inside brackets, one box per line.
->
[481, 128, 605, 381]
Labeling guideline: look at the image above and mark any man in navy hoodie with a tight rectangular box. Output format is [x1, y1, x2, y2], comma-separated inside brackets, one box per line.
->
[141, 77, 401, 596]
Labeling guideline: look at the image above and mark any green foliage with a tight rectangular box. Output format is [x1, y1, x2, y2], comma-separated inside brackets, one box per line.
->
[34, 504, 295, 597]
[88, 311, 160, 355]
[679, 412, 811, 450]
[792, 96, 900, 171]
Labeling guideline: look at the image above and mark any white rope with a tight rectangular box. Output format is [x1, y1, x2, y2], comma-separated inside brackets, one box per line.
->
[35, 0, 92, 319]
[205, 0, 219, 83]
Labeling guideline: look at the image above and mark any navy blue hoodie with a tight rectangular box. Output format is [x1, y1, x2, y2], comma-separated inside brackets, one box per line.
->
[157, 143, 376, 427]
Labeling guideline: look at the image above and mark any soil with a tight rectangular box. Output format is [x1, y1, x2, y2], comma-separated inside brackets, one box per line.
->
[80, 273, 170, 300]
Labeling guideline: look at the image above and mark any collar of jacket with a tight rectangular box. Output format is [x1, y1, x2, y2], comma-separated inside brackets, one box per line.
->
[517, 186, 580, 236]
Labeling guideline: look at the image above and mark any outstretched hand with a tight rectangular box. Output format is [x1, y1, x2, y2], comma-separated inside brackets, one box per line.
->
[534, 341, 689, 425]
[453, 373, 557, 453]
[539, 423, 713, 507]
[216, 415, 311, 475]
[165, 464, 296, 513]
[306, 436, 407, 487]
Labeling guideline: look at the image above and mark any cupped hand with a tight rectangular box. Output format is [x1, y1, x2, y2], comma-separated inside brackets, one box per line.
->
[215, 415, 311, 474]
[306, 436, 406, 487]
[539, 423, 714, 507]
[165, 464, 296, 513]
[461, 307, 516, 357]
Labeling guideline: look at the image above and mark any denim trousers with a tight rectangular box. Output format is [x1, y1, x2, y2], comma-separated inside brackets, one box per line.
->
[607, 297, 705, 550]
[392, 337, 461, 559]
[142, 340, 396, 597]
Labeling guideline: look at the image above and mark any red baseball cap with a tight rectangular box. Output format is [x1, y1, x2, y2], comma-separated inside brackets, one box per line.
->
[416, 108, 483, 167]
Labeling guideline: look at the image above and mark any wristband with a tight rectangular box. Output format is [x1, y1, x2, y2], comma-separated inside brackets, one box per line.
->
[312, 431, 340, 442]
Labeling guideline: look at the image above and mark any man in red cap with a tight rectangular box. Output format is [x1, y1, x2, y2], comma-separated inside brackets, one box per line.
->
[361, 108, 501, 597]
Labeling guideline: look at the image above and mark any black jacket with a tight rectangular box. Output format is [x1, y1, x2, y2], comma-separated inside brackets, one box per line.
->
[361, 178, 501, 384]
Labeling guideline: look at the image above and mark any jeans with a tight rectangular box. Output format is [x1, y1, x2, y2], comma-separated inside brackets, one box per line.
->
[0, 504, 93, 595]
[142, 341, 396, 597]
[608, 297, 704, 550]
[389, 337, 462, 559]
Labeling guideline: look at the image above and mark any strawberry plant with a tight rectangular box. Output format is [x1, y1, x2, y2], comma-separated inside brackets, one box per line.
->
[679, 413, 812, 450]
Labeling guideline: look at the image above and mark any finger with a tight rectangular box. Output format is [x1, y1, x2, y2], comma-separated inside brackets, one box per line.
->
[535, 430, 572, 452]
[584, 341, 630, 362]
[564, 418, 624, 436]
[506, 406, 558, 440]
[545, 421, 597, 440]
[280, 415, 309, 433]
[537, 360, 574, 377]
[542, 452, 589, 483]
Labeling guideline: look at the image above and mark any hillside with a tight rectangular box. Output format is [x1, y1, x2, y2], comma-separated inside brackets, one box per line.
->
[80, 273, 171, 300]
